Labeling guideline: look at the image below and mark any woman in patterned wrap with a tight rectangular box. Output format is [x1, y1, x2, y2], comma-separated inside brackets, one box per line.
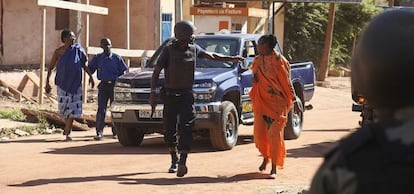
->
[45, 29, 94, 141]
[249, 34, 294, 179]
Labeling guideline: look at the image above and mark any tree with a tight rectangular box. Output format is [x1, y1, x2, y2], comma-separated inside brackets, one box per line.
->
[284, 3, 328, 68]
[284, 1, 379, 77]
[333, 1, 380, 67]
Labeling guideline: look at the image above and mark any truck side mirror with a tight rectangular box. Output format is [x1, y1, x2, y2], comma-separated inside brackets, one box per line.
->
[141, 56, 148, 69]
[239, 60, 250, 74]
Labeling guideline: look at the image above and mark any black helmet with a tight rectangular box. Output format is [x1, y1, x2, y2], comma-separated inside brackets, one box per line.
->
[351, 9, 414, 109]
[174, 21, 196, 40]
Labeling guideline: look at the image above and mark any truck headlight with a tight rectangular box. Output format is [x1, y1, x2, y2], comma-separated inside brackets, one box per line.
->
[193, 82, 216, 101]
[193, 82, 216, 88]
[115, 92, 132, 100]
[194, 93, 213, 101]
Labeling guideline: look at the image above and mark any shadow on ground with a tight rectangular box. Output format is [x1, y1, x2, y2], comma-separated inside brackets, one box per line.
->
[43, 133, 256, 155]
[9, 171, 273, 187]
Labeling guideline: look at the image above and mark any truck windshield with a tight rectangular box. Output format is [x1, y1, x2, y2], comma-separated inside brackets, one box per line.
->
[194, 38, 238, 68]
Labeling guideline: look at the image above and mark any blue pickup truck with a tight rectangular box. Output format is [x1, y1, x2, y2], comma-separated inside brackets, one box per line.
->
[110, 33, 315, 150]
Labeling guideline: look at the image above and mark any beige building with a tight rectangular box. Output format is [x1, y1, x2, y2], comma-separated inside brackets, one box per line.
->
[190, 1, 285, 47]
[0, 0, 177, 67]
[0, 0, 283, 68]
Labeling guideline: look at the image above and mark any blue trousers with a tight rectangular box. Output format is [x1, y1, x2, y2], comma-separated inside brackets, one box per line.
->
[96, 81, 116, 136]
[163, 90, 196, 152]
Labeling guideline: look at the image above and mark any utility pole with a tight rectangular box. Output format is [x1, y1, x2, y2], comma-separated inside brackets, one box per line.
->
[175, 0, 183, 23]
[317, 3, 335, 82]
[389, 0, 394, 7]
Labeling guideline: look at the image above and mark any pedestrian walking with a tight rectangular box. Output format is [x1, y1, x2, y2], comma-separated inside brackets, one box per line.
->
[45, 29, 95, 141]
[88, 38, 128, 140]
[249, 34, 295, 179]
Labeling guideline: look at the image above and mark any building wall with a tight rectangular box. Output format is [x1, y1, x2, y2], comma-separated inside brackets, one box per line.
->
[2, 0, 60, 65]
[104, 1, 158, 50]
[0, 0, 159, 66]
[274, 5, 285, 49]
[194, 16, 231, 34]
[88, 0, 107, 47]
[0, 0, 283, 66]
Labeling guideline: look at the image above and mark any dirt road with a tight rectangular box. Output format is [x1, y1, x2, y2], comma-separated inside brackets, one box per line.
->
[0, 78, 360, 194]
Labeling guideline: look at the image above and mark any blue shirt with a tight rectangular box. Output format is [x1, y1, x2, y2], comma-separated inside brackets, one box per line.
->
[89, 52, 128, 81]
[55, 43, 87, 94]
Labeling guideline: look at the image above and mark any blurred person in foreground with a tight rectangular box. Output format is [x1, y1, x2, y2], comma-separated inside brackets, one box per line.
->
[249, 34, 294, 179]
[149, 21, 243, 177]
[45, 29, 94, 141]
[308, 9, 414, 194]
[89, 38, 128, 141]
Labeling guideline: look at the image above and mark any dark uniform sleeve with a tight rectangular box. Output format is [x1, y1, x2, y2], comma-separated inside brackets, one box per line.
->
[308, 150, 358, 194]
[156, 47, 169, 69]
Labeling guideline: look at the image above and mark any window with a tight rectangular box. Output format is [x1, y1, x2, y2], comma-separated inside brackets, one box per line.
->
[161, 13, 172, 43]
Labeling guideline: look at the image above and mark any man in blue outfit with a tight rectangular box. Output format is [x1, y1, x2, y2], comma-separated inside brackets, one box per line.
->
[45, 29, 95, 141]
[89, 38, 128, 140]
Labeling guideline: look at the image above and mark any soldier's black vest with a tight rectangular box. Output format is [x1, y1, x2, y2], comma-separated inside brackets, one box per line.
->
[329, 122, 414, 194]
[164, 42, 196, 90]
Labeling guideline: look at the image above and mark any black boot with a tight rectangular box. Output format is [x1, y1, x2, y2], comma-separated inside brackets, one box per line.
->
[168, 151, 179, 173]
[177, 152, 188, 177]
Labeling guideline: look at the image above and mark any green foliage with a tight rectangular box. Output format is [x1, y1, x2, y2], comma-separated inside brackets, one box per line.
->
[332, 0, 380, 66]
[284, 1, 380, 71]
[284, 3, 328, 67]
[36, 115, 50, 132]
[0, 108, 26, 122]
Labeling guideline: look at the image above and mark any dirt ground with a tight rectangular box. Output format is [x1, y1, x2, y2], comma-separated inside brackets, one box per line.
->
[0, 76, 360, 194]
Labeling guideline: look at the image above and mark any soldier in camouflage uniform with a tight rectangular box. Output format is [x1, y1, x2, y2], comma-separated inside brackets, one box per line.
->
[308, 9, 414, 194]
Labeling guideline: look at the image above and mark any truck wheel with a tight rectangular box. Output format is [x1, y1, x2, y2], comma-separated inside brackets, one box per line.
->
[284, 96, 304, 140]
[210, 101, 239, 151]
[113, 123, 145, 146]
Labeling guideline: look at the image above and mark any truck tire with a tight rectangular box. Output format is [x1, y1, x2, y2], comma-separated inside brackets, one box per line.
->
[113, 123, 145, 146]
[210, 101, 239, 151]
[284, 96, 304, 140]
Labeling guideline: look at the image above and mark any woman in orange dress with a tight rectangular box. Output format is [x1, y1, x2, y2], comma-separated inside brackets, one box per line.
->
[249, 34, 294, 178]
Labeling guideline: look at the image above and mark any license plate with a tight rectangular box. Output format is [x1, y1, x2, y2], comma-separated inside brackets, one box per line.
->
[139, 110, 163, 118]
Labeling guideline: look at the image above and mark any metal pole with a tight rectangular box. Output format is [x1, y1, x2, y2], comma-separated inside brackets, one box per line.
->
[389, 0, 394, 7]
[82, 0, 90, 103]
[272, 1, 275, 35]
[175, 0, 182, 22]
[39, 7, 46, 104]
[126, 0, 131, 70]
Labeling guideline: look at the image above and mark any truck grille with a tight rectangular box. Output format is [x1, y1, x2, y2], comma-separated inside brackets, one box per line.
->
[114, 87, 162, 104]
[132, 93, 150, 102]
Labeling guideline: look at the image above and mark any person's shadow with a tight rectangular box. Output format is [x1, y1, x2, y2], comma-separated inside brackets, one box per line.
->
[9, 171, 272, 187]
